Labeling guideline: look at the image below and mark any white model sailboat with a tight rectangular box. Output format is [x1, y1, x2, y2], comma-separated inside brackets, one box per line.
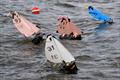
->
[45, 35, 78, 73]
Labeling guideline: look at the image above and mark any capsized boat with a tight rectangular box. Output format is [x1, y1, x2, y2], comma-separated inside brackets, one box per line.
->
[56, 16, 82, 40]
[45, 35, 78, 74]
[88, 6, 113, 24]
[10, 11, 44, 44]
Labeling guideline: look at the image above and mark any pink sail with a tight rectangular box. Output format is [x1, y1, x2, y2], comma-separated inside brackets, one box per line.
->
[12, 12, 40, 37]
[57, 16, 82, 37]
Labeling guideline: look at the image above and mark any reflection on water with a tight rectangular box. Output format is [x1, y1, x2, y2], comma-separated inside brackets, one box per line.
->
[96, 22, 110, 29]
[95, 22, 112, 37]
[0, 0, 120, 80]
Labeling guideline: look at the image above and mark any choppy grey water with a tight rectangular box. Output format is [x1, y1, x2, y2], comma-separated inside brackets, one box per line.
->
[0, 0, 120, 80]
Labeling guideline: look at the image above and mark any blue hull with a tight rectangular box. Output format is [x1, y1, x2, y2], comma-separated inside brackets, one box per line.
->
[88, 6, 112, 23]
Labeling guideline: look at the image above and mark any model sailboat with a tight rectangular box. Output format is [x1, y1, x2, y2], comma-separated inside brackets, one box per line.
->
[45, 35, 78, 74]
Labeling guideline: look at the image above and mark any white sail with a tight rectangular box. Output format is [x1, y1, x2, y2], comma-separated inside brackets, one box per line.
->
[45, 36, 75, 63]
[12, 11, 40, 37]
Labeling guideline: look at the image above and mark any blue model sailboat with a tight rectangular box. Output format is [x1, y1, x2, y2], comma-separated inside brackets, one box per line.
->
[88, 6, 113, 23]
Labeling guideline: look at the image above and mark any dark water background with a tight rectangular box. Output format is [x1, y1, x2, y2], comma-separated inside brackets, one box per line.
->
[0, 0, 120, 80]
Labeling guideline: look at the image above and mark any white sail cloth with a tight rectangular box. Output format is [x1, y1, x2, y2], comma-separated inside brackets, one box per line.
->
[45, 36, 75, 63]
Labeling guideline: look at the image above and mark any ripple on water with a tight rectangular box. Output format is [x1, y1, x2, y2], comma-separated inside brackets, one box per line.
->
[0, 0, 120, 80]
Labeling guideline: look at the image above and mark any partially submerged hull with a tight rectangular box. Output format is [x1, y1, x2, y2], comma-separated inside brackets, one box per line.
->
[59, 61, 78, 74]
[59, 34, 82, 40]
[49, 61, 78, 74]
[31, 33, 44, 44]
